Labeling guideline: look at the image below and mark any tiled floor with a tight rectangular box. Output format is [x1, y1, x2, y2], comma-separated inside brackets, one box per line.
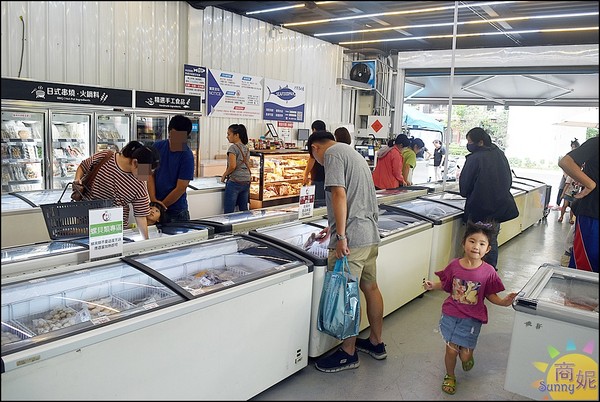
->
[252, 209, 573, 401]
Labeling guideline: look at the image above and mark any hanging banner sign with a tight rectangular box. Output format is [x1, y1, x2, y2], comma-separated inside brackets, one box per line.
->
[263, 78, 306, 122]
[89, 207, 124, 262]
[183, 64, 206, 103]
[135, 90, 201, 112]
[1, 77, 133, 107]
[206, 69, 263, 119]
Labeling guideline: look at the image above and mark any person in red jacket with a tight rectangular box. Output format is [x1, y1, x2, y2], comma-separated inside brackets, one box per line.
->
[371, 134, 407, 189]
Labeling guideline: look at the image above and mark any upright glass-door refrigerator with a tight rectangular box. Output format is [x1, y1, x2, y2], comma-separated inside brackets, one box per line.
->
[94, 112, 131, 153]
[2, 77, 134, 192]
[49, 111, 91, 190]
[132, 90, 202, 176]
[1, 110, 46, 193]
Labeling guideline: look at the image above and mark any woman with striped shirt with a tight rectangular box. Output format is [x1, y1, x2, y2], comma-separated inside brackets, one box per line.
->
[74, 140, 160, 239]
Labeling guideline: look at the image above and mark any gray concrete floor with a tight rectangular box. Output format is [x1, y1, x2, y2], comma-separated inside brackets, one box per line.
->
[252, 209, 572, 401]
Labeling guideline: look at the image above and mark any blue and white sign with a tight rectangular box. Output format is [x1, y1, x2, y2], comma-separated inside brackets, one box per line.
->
[206, 69, 263, 119]
[263, 78, 305, 122]
[183, 64, 206, 103]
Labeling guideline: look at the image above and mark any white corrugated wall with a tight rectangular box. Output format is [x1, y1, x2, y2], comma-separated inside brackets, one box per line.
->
[1, 1, 351, 160]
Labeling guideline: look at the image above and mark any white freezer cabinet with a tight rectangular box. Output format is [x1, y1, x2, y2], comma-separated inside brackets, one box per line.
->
[1, 234, 314, 400]
[250, 208, 433, 358]
[505, 264, 598, 401]
[194, 207, 300, 234]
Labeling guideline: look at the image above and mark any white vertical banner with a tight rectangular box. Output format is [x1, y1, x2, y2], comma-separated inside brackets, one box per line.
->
[89, 207, 124, 261]
[298, 185, 316, 219]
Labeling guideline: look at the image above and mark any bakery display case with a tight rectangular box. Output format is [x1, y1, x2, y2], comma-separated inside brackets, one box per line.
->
[249, 149, 309, 209]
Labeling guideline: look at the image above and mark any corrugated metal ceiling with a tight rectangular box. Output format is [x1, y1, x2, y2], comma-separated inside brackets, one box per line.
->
[187, 1, 599, 56]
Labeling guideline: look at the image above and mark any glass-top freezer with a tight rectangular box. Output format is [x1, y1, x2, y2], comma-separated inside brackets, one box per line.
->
[1, 193, 34, 211]
[383, 198, 463, 225]
[375, 187, 429, 205]
[193, 208, 299, 234]
[2, 234, 311, 355]
[420, 192, 466, 210]
[513, 263, 598, 328]
[123, 234, 310, 297]
[1, 240, 87, 265]
[1, 259, 184, 354]
[2, 189, 71, 212]
[187, 176, 225, 191]
[301, 207, 431, 239]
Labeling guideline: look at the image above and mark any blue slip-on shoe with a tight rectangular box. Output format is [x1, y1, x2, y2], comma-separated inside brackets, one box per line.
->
[355, 337, 387, 360]
[315, 348, 359, 373]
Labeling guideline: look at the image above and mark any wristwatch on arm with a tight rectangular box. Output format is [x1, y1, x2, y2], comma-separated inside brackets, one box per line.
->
[336, 234, 347, 241]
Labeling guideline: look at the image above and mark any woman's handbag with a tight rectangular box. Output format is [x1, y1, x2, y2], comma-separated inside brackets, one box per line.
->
[317, 256, 361, 340]
[71, 152, 113, 201]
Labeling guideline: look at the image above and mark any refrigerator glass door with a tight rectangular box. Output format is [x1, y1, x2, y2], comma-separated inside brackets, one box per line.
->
[420, 192, 466, 210]
[386, 198, 463, 223]
[514, 264, 599, 326]
[12, 189, 71, 206]
[253, 221, 328, 260]
[125, 235, 307, 297]
[1, 260, 184, 354]
[1, 241, 87, 265]
[95, 113, 131, 153]
[50, 112, 91, 190]
[377, 207, 427, 237]
[1, 110, 45, 193]
[1, 194, 34, 211]
[136, 115, 167, 146]
[189, 117, 200, 177]
[187, 176, 224, 191]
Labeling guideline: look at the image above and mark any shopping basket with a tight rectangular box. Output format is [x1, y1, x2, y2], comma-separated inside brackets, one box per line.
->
[39, 182, 113, 240]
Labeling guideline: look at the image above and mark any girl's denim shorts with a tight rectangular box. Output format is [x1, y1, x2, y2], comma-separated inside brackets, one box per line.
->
[439, 314, 482, 349]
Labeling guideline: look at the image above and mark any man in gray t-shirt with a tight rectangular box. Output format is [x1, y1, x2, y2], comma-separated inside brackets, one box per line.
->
[308, 130, 386, 374]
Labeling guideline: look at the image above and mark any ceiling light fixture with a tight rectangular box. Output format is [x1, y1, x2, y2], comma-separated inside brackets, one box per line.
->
[246, 1, 335, 16]
[314, 12, 599, 37]
[338, 26, 599, 46]
[283, 1, 515, 27]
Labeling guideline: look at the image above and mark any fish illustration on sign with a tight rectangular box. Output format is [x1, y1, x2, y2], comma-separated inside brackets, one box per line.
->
[267, 85, 296, 102]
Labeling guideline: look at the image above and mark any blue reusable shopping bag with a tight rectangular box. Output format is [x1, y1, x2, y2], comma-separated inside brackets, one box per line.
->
[317, 256, 361, 340]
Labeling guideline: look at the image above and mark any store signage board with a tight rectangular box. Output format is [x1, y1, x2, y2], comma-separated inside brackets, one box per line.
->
[206, 69, 263, 119]
[1, 77, 133, 107]
[135, 90, 201, 112]
[183, 64, 206, 104]
[263, 78, 305, 122]
[88, 207, 124, 262]
[298, 185, 316, 219]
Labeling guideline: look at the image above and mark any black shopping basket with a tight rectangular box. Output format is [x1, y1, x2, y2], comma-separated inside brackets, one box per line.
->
[40, 182, 113, 240]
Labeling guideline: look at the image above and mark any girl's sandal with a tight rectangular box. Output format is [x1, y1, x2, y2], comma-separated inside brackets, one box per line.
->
[442, 374, 456, 395]
[462, 356, 475, 372]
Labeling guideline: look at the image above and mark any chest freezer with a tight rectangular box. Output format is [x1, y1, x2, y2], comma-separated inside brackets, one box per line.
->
[420, 191, 466, 210]
[383, 198, 463, 280]
[1, 223, 213, 280]
[1, 234, 313, 400]
[497, 187, 527, 246]
[505, 264, 598, 400]
[375, 186, 429, 205]
[193, 207, 300, 234]
[255, 209, 433, 358]
[512, 178, 547, 230]
[186, 177, 226, 219]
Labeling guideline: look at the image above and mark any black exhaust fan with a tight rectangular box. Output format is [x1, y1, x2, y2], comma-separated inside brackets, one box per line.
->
[349, 62, 371, 83]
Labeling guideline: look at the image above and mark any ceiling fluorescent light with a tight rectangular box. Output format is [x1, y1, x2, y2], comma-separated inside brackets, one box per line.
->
[247, 4, 305, 15]
[284, 1, 515, 27]
[338, 26, 599, 46]
[246, 1, 335, 16]
[315, 12, 599, 37]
